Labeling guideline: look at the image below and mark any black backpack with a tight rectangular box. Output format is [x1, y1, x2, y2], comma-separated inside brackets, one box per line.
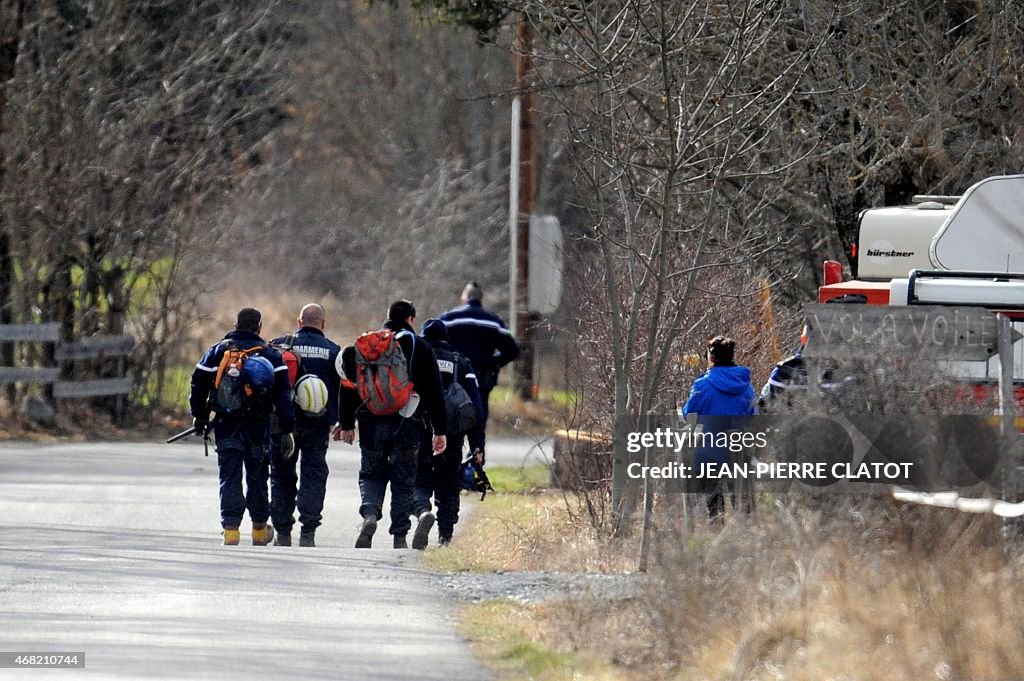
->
[444, 381, 476, 436]
[434, 344, 476, 436]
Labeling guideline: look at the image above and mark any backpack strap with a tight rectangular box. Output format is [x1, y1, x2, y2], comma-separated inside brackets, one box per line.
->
[238, 344, 267, 359]
[394, 329, 416, 377]
[214, 343, 266, 388]
[213, 340, 239, 389]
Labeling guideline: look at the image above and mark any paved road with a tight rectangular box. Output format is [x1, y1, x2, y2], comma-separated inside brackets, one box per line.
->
[0, 437, 547, 680]
[477, 434, 552, 468]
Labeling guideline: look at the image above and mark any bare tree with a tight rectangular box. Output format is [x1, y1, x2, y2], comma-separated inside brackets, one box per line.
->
[514, 0, 1024, 533]
[507, 0, 829, 531]
[220, 1, 517, 327]
[0, 0, 290, 407]
[766, 0, 1024, 300]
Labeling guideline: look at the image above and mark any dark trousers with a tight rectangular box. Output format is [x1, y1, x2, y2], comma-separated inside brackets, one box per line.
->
[214, 421, 272, 528]
[696, 477, 735, 519]
[270, 424, 330, 533]
[414, 431, 464, 538]
[357, 416, 422, 537]
[478, 368, 498, 433]
[694, 451, 752, 519]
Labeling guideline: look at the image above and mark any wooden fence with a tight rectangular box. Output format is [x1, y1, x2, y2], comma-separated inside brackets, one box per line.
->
[0, 323, 134, 402]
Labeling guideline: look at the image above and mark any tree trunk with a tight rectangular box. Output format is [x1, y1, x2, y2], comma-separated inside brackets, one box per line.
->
[0, 0, 26, 405]
[54, 255, 75, 340]
[83, 235, 102, 336]
[0, 230, 12, 405]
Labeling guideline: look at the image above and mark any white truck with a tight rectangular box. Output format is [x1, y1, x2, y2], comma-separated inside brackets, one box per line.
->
[817, 174, 1024, 383]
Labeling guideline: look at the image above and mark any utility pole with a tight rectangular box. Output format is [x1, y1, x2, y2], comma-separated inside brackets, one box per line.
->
[510, 12, 535, 401]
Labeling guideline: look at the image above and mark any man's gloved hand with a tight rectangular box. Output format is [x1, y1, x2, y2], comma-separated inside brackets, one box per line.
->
[192, 417, 208, 437]
[281, 432, 296, 460]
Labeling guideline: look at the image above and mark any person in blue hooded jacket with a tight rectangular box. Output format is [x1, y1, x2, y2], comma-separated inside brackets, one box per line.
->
[682, 335, 756, 519]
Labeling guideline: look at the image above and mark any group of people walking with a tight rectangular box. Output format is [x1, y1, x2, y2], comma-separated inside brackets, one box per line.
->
[188, 283, 518, 549]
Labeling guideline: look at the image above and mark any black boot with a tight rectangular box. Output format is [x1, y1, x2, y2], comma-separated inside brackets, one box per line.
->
[412, 511, 435, 550]
[438, 525, 453, 547]
[299, 527, 316, 547]
[355, 516, 377, 548]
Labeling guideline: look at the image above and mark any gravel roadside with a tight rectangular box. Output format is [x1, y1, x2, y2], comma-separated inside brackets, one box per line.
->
[432, 569, 645, 604]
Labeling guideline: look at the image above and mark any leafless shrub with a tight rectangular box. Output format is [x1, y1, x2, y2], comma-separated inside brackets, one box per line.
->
[632, 502, 1024, 681]
[212, 1, 518, 329]
[492, 0, 831, 530]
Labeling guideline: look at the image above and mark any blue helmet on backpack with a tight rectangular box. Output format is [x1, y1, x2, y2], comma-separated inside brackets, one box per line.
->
[242, 356, 275, 394]
[459, 460, 477, 491]
[460, 460, 494, 500]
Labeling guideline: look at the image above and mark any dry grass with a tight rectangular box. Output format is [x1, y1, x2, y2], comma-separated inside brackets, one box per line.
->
[487, 386, 568, 438]
[196, 287, 368, 346]
[0, 398, 187, 442]
[622, 499, 1024, 679]
[441, 490, 1024, 681]
[460, 600, 641, 681]
[629, 502, 1023, 681]
[428, 489, 638, 573]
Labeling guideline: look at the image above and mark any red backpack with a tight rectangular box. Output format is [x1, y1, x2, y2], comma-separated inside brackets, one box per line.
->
[353, 330, 415, 415]
[270, 334, 302, 387]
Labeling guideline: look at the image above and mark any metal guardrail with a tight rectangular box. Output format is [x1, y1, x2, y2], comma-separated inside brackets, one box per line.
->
[892, 488, 1024, 518]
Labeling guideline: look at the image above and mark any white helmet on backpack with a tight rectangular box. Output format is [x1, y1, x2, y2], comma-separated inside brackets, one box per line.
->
[294, 374, 328, 416]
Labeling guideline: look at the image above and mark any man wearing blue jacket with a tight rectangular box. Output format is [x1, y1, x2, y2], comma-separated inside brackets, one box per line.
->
[682, 335, 756, 519]
[439, 282, 519, 454]
[269, 303, 341, 548]
[190, 308, 295, 546]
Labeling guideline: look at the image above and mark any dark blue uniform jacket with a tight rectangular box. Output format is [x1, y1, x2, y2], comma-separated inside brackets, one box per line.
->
[271, 326, 342, 430]
[190, 329, 295, 436]
[437, 300, 519, 378]
[426, 338, 485, 451]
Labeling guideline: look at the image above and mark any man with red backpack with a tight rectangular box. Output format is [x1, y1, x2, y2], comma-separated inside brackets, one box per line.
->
[189, 308, 295, 546]
[335, 300, 448, 549]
